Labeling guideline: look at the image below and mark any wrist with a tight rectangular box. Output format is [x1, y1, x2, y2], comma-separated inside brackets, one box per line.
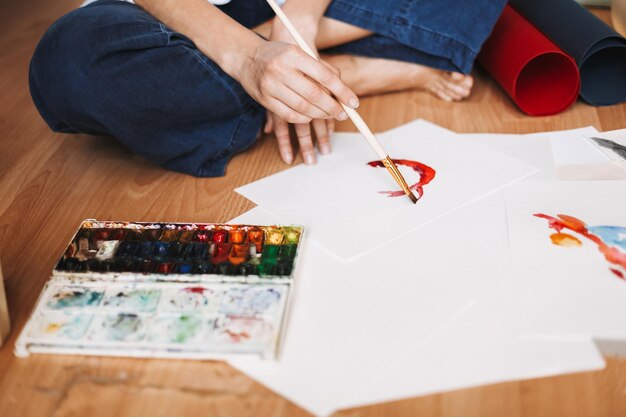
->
[271, 13, 319, 43]
[205, 31, 265, 81]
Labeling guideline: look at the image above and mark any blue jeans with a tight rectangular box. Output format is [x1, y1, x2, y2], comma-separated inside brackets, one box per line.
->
[29, 0, 505, 177]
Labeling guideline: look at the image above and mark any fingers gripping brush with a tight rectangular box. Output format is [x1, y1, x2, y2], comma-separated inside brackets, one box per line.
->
[265, 0, 419, 204]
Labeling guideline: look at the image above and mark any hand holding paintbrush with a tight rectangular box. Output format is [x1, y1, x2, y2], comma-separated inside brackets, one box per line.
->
[265, 0, 418, 204]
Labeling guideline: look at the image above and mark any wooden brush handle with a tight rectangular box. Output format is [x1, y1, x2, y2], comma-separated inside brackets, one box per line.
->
[265, 0, 388, 160]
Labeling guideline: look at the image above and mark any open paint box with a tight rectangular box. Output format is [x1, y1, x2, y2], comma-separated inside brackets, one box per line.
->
[15, 220, 304, 360]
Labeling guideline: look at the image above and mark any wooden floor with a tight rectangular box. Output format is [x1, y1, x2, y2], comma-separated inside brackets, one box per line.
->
[1, 1, 626, 416]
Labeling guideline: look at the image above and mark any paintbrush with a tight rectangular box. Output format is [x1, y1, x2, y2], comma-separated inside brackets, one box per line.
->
[589, 137, 626, 160]
[264, 0, 418, 204]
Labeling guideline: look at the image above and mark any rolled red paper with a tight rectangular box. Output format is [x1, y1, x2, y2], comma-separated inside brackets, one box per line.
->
[478, 5, 580, 116]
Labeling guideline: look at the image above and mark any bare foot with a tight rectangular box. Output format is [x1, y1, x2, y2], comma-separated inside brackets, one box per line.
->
[322, 54, 473, 101]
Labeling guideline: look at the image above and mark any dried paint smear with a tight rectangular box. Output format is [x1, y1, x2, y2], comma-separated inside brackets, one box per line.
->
[367, 159, 436, 201]
[47, 288, 103, 309]
[102, 289, 161, 313]
[32, 313, 93, 340]
[149, 315, 204, 344]
[90, 313, 148, 342]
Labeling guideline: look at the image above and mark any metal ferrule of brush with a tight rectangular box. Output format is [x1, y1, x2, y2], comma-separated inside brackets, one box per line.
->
[381, 156, 415, 200]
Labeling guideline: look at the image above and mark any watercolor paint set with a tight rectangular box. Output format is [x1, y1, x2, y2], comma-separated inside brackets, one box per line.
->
[15, 220, 304, 359]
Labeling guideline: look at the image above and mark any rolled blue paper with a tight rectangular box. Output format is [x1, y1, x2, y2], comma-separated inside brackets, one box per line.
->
[510, 0, 626, 105]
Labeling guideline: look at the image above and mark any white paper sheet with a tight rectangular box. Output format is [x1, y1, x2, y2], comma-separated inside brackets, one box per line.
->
[228, 206, 474, 416]
[586, 128, 626, 171]
[504, 181, 626, 340]
[318, 190, 604, 411]
[546, 127, 626, 180]
[227, 121, 622, 415]
[344, 300, 605, 410]
[236, 120, 537, 261]
[464, 133, 557, 180]
[549, 127, 607, 165]
[226, 197, 606, 416]
[465, 127, 626, 181]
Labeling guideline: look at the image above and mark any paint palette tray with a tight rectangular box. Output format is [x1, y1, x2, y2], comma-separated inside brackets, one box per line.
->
[15, 220, 304, 360]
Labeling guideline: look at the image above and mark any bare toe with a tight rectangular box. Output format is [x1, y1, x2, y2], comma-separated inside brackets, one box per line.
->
[434, 83, 461, 101]
[448, 72, 473, 87]
[449, 71, 466, 81]
[442, 72, 473, 99]
[460, 75, 474, 90]
[443, 80, 471, 99]
[430, 86, 453, 102]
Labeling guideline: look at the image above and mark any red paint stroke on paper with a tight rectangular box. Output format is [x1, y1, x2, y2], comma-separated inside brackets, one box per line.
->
[186, 287, 206, 294]
[367, 159, 436, 201]
[534, 213, 626, 280]
[224, 330, 251, 343]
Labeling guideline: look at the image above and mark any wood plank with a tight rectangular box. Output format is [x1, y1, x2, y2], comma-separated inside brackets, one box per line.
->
[0, 259, 10, 345]
[0, 1, 625, 416]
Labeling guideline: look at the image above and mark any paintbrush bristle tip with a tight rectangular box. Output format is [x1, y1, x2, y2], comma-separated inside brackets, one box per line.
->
[408, 193, 418, 204]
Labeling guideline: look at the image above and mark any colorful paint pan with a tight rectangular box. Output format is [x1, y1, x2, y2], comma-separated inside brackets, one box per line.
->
[193, 230, 211, 243]
[211, 229, 228, 244]
[178, 230, 196, 243]
[265, 229, 284, 245]
[159, 229, 179, 242]
[229, 229, 245, 244]
[283, 228, 301, 245]
[142, 229, 162, 242]
[246, 228, 264, 253]
[229, 243, 251, 265]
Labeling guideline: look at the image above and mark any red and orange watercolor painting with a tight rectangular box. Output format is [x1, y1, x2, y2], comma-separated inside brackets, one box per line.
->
[367, 159, 436, 201]
[534, 213, 626, 280]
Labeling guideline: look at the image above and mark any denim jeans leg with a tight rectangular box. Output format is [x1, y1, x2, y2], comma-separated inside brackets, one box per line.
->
[323, 0, 507, 73]
[29, 0, 265, 177]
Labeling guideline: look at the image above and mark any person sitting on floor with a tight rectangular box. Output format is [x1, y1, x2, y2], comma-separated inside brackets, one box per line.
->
[29, 0, 506, 176]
